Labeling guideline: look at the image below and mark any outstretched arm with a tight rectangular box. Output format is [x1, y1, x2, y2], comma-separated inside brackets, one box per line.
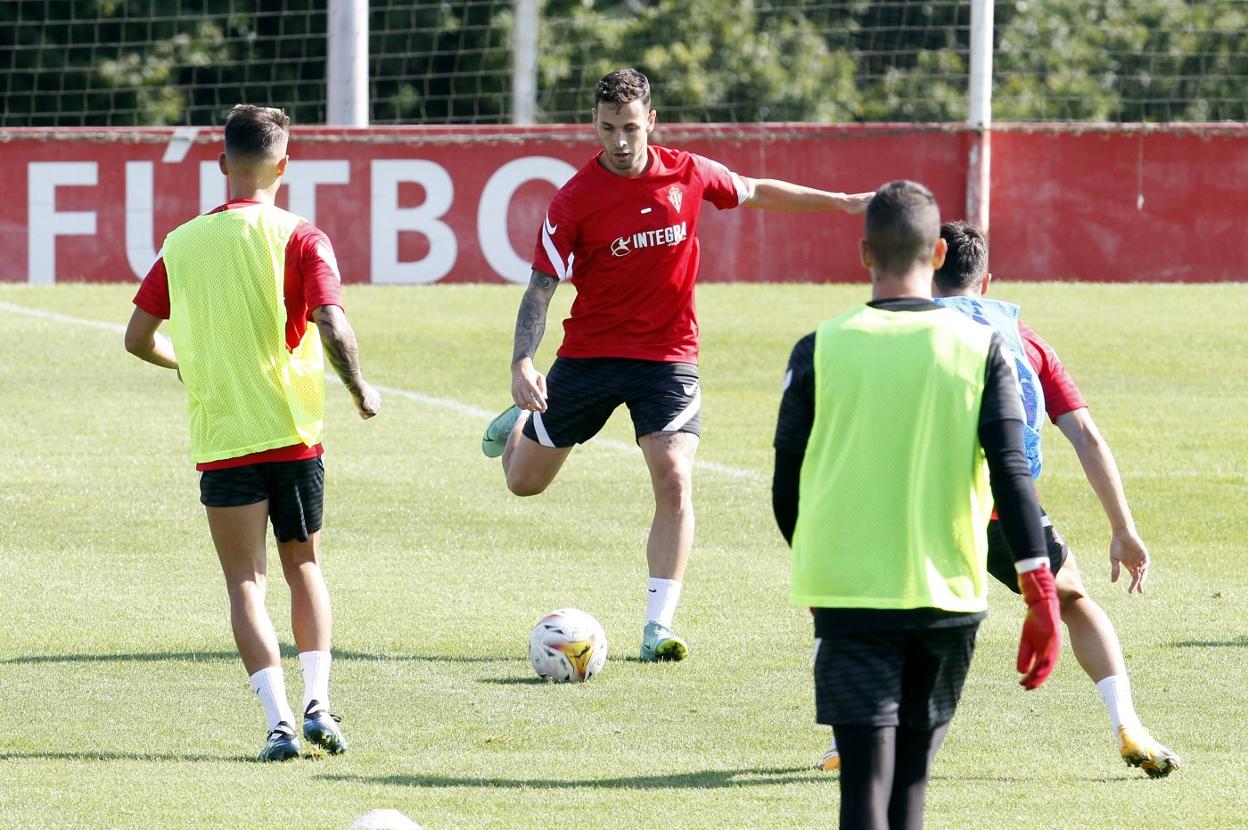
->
[511, 268, 559, 412]
[314, 304, 380, 420]
[1056, 407, 1149, 593]
[743, 179, 873, 214]
[124, 307, 179, 371]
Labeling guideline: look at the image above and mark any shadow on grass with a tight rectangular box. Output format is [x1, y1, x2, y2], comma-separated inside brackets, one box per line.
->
[320, 766, 821, 790]
[0, 750, 252, 764]
[933, 773, 1149, 784]
[0, 648, 514, 665]
[930, 774, 1035, 783]
[1171, 636, 1248, 648]
[478, 676, 549, 685]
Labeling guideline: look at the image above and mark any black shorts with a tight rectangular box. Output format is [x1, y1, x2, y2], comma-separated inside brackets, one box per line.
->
[199, 457, 324, 543]
[813, 623, 979, 729]
[986, 509, 1069, 593]
[522, 357, 701, 448]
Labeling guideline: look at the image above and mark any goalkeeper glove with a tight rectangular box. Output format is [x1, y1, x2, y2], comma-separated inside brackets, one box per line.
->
[1016, 559, 1061, 690]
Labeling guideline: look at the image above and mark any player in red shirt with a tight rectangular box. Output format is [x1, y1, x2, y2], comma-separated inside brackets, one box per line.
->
[930, 221, 1179, 777]
[481, 68, 872, 662]
[124, 105, 380, 761]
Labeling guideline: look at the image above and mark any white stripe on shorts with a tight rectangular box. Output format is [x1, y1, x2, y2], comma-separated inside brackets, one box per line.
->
[660, 388, 701, 433]
[531, 410, 556, 448]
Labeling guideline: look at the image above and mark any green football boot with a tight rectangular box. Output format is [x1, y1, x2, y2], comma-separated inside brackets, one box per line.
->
[303, 701, 348, 755]
[482, 405, 522, 458]
[257, 722, 300, 762]
[639, 621, 689, 662]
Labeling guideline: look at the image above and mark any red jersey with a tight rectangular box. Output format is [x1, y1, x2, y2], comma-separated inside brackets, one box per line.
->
[532, 145, 749, 363]
[133, 199, 345, 470]
[1018, 322, 1086, 421]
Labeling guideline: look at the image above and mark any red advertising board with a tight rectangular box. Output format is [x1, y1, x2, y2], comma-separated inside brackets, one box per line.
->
[990, 124, 1248, 282]
[1, 123, 1243, 284]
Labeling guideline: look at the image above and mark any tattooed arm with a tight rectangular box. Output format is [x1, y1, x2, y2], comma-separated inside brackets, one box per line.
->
[510, 268, 559, 412]
[314, 304, 381, 419]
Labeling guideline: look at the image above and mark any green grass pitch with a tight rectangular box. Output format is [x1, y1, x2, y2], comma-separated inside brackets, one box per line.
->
[0, 282, 1245, 829]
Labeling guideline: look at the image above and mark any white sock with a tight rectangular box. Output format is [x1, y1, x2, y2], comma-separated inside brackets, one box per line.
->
[249, 666, 297, 732]
[646, 578, 682, 627]
[1096, 674, 1141, 734]
[299, 650, 332, 715]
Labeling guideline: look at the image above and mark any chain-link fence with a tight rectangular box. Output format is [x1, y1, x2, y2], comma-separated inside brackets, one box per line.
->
[2, 0, 1245, 127]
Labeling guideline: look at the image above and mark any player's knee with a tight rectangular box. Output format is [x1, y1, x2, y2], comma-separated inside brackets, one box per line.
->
[506, 469, 550, 497]
[651, 465, 693, 511]
[1054, 563, 1088, 607]
[225, 575, 266, 605]
[278, 541, 319, 570]
[1056, 577, 1088, 609]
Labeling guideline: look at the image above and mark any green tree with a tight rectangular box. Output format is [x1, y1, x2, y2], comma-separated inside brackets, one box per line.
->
[994, 0, 1248, 121]
[1, 0, 328, 126]
[536, 0, 861, 122]
[2, 0, 1245, 127]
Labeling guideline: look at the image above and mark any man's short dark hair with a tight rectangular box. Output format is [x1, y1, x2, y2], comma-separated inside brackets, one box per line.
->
[596, 69, 651, 109]
[224, 104, 291, 160]
[864, 180, 941, 275]
[935, 220, 989, 292]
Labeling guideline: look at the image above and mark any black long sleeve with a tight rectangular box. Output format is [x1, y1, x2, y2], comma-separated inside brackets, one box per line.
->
[772, 448, 802, 545]
[979, 417, 1046, 562]
[977, 339, 1049, 564]
[772, 330, 816, 546]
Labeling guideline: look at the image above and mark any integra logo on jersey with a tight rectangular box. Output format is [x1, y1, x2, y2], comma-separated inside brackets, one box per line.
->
[610, 221, 688, 257]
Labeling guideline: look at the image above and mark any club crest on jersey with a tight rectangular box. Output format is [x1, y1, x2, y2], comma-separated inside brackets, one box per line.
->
[610, 221, 688, 257]
[667, 186, 683, 213]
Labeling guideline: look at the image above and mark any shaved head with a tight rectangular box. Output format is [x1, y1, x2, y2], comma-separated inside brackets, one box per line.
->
[864, 180, 941, 276]
[224, 104, 290, 166]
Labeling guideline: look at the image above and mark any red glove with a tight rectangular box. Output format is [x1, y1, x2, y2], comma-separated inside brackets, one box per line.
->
[1016, 561, 1061, 690]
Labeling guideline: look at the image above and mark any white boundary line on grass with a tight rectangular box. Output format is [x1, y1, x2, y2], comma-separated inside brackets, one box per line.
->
[2, 300, 765, 483]
[2, 300, 129, 334]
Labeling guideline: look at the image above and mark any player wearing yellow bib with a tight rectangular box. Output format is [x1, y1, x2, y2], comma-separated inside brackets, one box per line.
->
[124, 105, 380, 761]
[772, 181, 1061, 830]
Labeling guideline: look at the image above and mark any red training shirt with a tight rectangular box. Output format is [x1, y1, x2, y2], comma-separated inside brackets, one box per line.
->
[132, 199, 345, 470]
[991, 321, 1087, 518]
[1018, 322, 1086, 421]
[532, 145, 750, 363]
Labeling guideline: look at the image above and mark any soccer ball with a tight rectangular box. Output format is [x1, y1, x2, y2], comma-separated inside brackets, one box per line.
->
[528, 608, 608, 682]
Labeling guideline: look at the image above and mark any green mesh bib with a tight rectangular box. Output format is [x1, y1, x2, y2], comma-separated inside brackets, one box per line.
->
[164, 203, 325, 464]
[791, 305, 995, 612]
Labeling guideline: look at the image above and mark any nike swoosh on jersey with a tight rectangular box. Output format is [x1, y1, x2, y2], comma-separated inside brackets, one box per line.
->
[544, 215, 557, 235]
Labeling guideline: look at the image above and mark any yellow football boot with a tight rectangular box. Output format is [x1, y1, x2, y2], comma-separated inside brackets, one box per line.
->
[1118, 725, 1180, 778]
[816, 743, 840, 772]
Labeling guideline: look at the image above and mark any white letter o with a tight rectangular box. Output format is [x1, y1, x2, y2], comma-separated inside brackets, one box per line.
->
[478, 156, 576, 284]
